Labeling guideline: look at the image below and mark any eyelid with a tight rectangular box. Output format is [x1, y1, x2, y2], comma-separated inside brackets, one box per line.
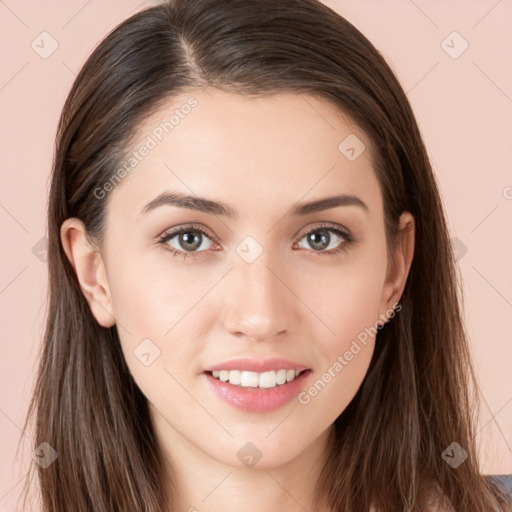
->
[157, 221, 355, 258]
[158, 222, 217, 241]
[295, 221, 352, 241]
[156, 224, 220, 262]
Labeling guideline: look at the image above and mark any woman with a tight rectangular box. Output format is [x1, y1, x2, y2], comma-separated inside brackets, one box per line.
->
[18, 0, 512, 510]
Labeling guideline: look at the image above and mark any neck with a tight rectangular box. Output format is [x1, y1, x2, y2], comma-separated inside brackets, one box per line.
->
[153, 412, 333, 512]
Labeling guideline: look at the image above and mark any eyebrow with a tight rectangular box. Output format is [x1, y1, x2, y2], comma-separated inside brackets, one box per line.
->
[139, 190, 369, 219]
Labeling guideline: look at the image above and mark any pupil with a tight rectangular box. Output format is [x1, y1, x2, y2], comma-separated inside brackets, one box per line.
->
[309, 230, 329, 250]
[181, 232, 201, 251]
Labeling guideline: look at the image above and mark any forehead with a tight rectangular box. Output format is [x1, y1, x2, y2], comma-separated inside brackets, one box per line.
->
[106, 88, 381, 223]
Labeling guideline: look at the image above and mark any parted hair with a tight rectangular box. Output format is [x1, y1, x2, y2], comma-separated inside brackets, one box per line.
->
[19, 1, 511, 511]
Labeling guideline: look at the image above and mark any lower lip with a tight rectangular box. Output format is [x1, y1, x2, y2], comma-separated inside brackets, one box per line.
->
[203, 370, 311, 412]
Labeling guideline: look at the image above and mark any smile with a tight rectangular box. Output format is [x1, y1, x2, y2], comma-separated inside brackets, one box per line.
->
[203, 368, 312, 413]
[209, 369, 304, 389]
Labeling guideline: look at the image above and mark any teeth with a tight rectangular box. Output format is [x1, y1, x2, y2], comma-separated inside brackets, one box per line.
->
[209, 369, 304, 389]
[259, 371, 275, 388]
[228, 370, 241, 385]
[241, 371, 259, 387]
[276, 369, 287, 385]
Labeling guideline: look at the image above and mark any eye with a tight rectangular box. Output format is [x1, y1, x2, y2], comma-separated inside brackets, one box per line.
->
[294, 223, 355, 256]
[157, 224, 217, 260]
[157, 222, 356, 260]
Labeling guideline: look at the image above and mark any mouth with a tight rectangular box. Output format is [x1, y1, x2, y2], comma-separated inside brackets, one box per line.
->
[207, 368, 306, 389]
[202, 359, 312, 412]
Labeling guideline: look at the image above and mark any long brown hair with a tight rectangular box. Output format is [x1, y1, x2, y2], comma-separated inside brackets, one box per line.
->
[18, 0, 511, 510]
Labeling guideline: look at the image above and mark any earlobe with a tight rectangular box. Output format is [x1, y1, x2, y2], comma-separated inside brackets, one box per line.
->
[378, 212, 415, 325]
[60, 218, 116, 328]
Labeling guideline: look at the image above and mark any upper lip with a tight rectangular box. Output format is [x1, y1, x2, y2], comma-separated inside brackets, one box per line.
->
[204, 357, 309, 373]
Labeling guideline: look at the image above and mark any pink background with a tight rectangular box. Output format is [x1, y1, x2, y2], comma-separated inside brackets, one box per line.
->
[1, 0, 511, 509]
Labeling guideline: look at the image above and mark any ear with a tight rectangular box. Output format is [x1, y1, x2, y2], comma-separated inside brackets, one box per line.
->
[377, 211, 415, 325]
[60, 218, 116, 328]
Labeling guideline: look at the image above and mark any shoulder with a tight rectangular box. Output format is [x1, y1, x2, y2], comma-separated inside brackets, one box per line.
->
[488, 474, 512, 497]
[488, 475, 512, 511]
[424, 474, 512, 511]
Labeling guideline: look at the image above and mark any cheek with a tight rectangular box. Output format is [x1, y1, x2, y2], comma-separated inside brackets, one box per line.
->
[306, 285, 379, 403]
[297, 339, 374, 432]
[306, 258, 387, 349]
[107, 256, 215, 381]
[109, 250, 204, 336]
[299, 246, 386, 405]
[295, 264, 384, 417]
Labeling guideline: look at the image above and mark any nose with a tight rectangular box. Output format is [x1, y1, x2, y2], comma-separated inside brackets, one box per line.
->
[221, 248, 299, 342]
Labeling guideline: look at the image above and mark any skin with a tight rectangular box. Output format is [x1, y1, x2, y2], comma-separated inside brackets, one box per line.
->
[61, 88, 415, 512]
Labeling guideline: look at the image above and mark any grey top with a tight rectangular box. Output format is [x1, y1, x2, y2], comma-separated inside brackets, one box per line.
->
[488, 474, 512, 497]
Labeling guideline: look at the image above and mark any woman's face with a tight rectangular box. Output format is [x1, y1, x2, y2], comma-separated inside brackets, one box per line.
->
[68, 89, 413, 470]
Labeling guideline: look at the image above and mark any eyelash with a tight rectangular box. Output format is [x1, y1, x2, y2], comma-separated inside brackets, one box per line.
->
[157, 222, 356, 260]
